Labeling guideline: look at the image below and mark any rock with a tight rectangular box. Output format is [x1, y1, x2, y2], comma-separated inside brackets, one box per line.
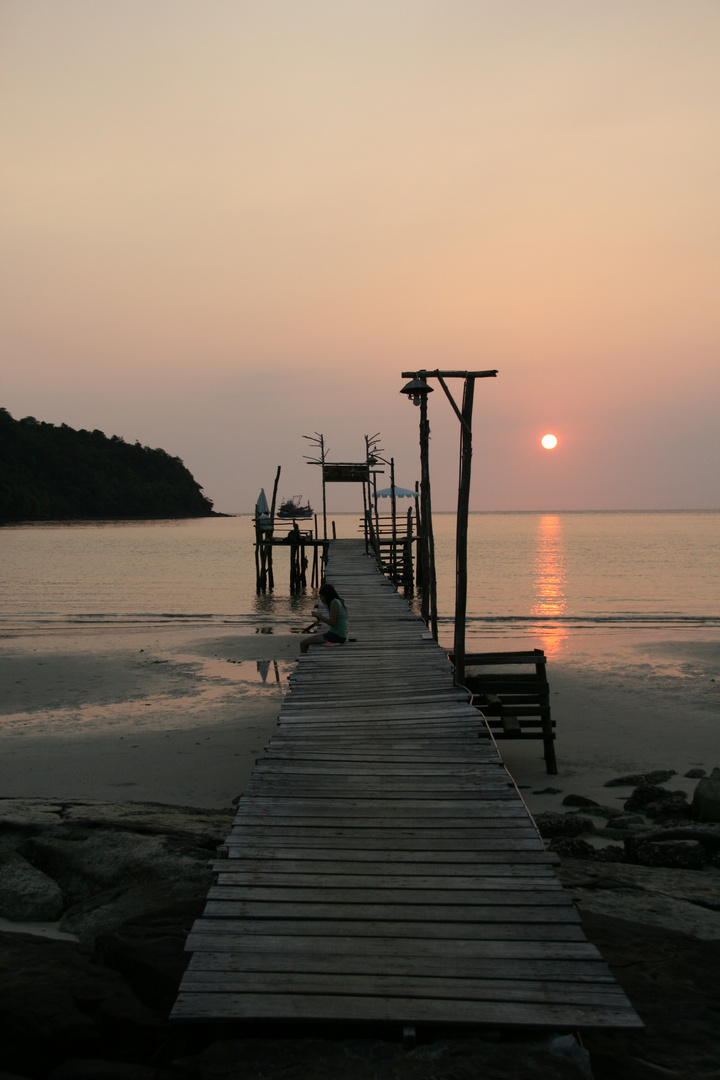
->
[561, 794, 600, 807]
[578, 910, 720, 1079]
[533, 812, 594, 838]
[561, 796, 623, 820]
[631, 824, 720, 859]
[0, 931, 166, 1077]
[604, 770, 676, 788]
[548, 838, 597, 859]
[691, 766, 720, 823]
[644, 793, 692, 822]
[48, 1060, 174, 1080]
[685, 768, 706, 779]
[0, 799, 233, 849]
[635, 839, 705, 870]
[0, 848, 64, 922]
[555, 858, 720, 939]
[0, 800, 232, 945]
[19, 828, 215, 944]
[603, 814, 645, 830]
[532, 787, 563, 795]
[592, 845, 625, 863]
[171, 1033, 594, 1080]
[94, 901, 204, 1013]
[623, 783, 674, 812]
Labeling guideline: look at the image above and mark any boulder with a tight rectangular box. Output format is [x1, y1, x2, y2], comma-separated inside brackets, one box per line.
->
[548, 838, 597, 860]
[0, 931, 166, 1077]
[561, 797, 622, 820]
[19, 828, 215, 943]
[691, 767, 720, 823]
[94, 901, 204, 1013]
[604, 770, 676, 788]
[561, 794, 600, 808]
[623, 783, 675, 812]
[0, 849, 64, 922]
[644, 793, 692, 822]
[47, 1060, 175, 1080]
[631, 824, 720, 859]
[592, 845, 626, 863]
[555, 858, 720, 939]
[549, 838, 624, 862]
[0, 799, 233, 849]
[171, 1033, 594, 1080]
[578, 909, 720, 1078]
[533, 812, 594, 839]
[635, 839, 705, 870]
[603, 814, 644, 830]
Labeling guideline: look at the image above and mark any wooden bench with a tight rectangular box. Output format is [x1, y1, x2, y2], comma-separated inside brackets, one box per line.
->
[449, 649, 557, 775]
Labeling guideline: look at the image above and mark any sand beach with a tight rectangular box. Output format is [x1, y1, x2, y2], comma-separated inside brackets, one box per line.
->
[0, 625, 297, 809]
[1, 609, 719, 1078]
[1, 620, 717, 817]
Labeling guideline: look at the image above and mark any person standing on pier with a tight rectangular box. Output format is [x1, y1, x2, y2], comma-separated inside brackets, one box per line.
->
[300, 583, 348, 652]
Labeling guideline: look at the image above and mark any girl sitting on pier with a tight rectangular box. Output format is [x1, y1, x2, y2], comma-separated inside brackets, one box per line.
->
[300, 583, 348, 652]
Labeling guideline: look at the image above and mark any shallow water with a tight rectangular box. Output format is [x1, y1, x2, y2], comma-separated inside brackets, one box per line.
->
[3, 511, 718, 633]
[1, 511, 718, 807]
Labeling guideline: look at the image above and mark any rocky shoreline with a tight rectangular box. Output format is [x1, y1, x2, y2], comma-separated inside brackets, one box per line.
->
[0, 772, 719, 1079]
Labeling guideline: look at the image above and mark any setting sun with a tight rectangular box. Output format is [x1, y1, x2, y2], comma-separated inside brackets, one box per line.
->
[541, 434, 558, 450]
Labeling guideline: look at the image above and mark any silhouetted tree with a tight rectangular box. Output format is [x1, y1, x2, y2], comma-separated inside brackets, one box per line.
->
[0, 408, 216, 521]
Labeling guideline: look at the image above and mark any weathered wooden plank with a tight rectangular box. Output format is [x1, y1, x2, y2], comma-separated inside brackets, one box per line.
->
[213, 870, 558, 888]
[216, 857, 557, 876]
[186, 951, 612, 980]
[185, 936, 602, 960]
[185, 918, 589, 943]
[200, 900, 579, 922]
[218, 858, 560, 876]
[220, 849, 553, 868]
[223, 839, 546, 857]
[177, 972, 627, 1006]
[206, 885, 569, 906]
[172, 992, 641, 1028]
[225, 815, 535, 832]
[232, 797, 520, 812]
[225, 830, 542, 845]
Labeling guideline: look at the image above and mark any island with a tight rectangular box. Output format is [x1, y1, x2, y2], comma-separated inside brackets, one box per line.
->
[0, 408, 216, 521]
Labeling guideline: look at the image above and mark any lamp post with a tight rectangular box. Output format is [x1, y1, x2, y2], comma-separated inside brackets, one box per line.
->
[400, 376, 438, 640]
[401, 369, 497, 686]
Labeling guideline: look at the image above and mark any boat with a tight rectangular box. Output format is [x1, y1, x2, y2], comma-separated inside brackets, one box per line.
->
[276, 496, 313, 519]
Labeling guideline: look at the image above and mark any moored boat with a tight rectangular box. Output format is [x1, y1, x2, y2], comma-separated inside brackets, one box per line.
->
[276, 496, 313, 519]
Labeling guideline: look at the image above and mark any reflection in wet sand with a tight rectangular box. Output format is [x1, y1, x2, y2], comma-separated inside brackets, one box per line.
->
[531, 515, 569, 657]
[256, 659, 281, 684]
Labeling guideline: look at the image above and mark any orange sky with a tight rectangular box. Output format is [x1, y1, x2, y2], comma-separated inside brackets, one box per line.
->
[2, 1, 718, 512]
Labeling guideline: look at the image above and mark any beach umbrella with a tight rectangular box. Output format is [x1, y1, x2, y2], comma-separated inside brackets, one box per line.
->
[375, 486, 416, 498]
[255, 489, 270, 514]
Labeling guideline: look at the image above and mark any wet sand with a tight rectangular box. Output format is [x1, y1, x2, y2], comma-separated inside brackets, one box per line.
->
[0, 626, 297, 808]
[1, 624, 718, 812]
[494, 628, 720, 814]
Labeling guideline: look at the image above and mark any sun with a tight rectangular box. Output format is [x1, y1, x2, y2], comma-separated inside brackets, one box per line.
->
[541, 433, 558, 450]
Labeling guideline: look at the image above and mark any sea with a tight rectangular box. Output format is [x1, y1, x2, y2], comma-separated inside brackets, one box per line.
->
[2, 510, 719, 795]
[2, 510, 719, 649]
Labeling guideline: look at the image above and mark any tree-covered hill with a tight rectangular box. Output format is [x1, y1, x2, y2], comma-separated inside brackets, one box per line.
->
[0, 409, 216, 521]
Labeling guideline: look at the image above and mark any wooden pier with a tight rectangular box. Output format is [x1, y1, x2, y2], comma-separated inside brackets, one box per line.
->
[172, 540, 641, 1035]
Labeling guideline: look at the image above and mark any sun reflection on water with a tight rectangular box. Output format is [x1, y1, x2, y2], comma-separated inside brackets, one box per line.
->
[531, 514, 569, 657]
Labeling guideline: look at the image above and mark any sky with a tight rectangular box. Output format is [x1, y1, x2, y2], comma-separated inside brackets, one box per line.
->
[2, 0, 719, 514]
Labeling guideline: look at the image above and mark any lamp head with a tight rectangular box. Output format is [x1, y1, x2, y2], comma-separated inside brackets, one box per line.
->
[400, 376, 433, 407]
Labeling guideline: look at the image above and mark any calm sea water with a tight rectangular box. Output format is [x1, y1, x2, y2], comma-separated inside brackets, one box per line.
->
[2, 511, 718, 657]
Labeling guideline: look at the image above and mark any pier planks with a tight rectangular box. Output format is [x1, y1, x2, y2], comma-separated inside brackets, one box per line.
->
[172, 539, 641, 1032]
